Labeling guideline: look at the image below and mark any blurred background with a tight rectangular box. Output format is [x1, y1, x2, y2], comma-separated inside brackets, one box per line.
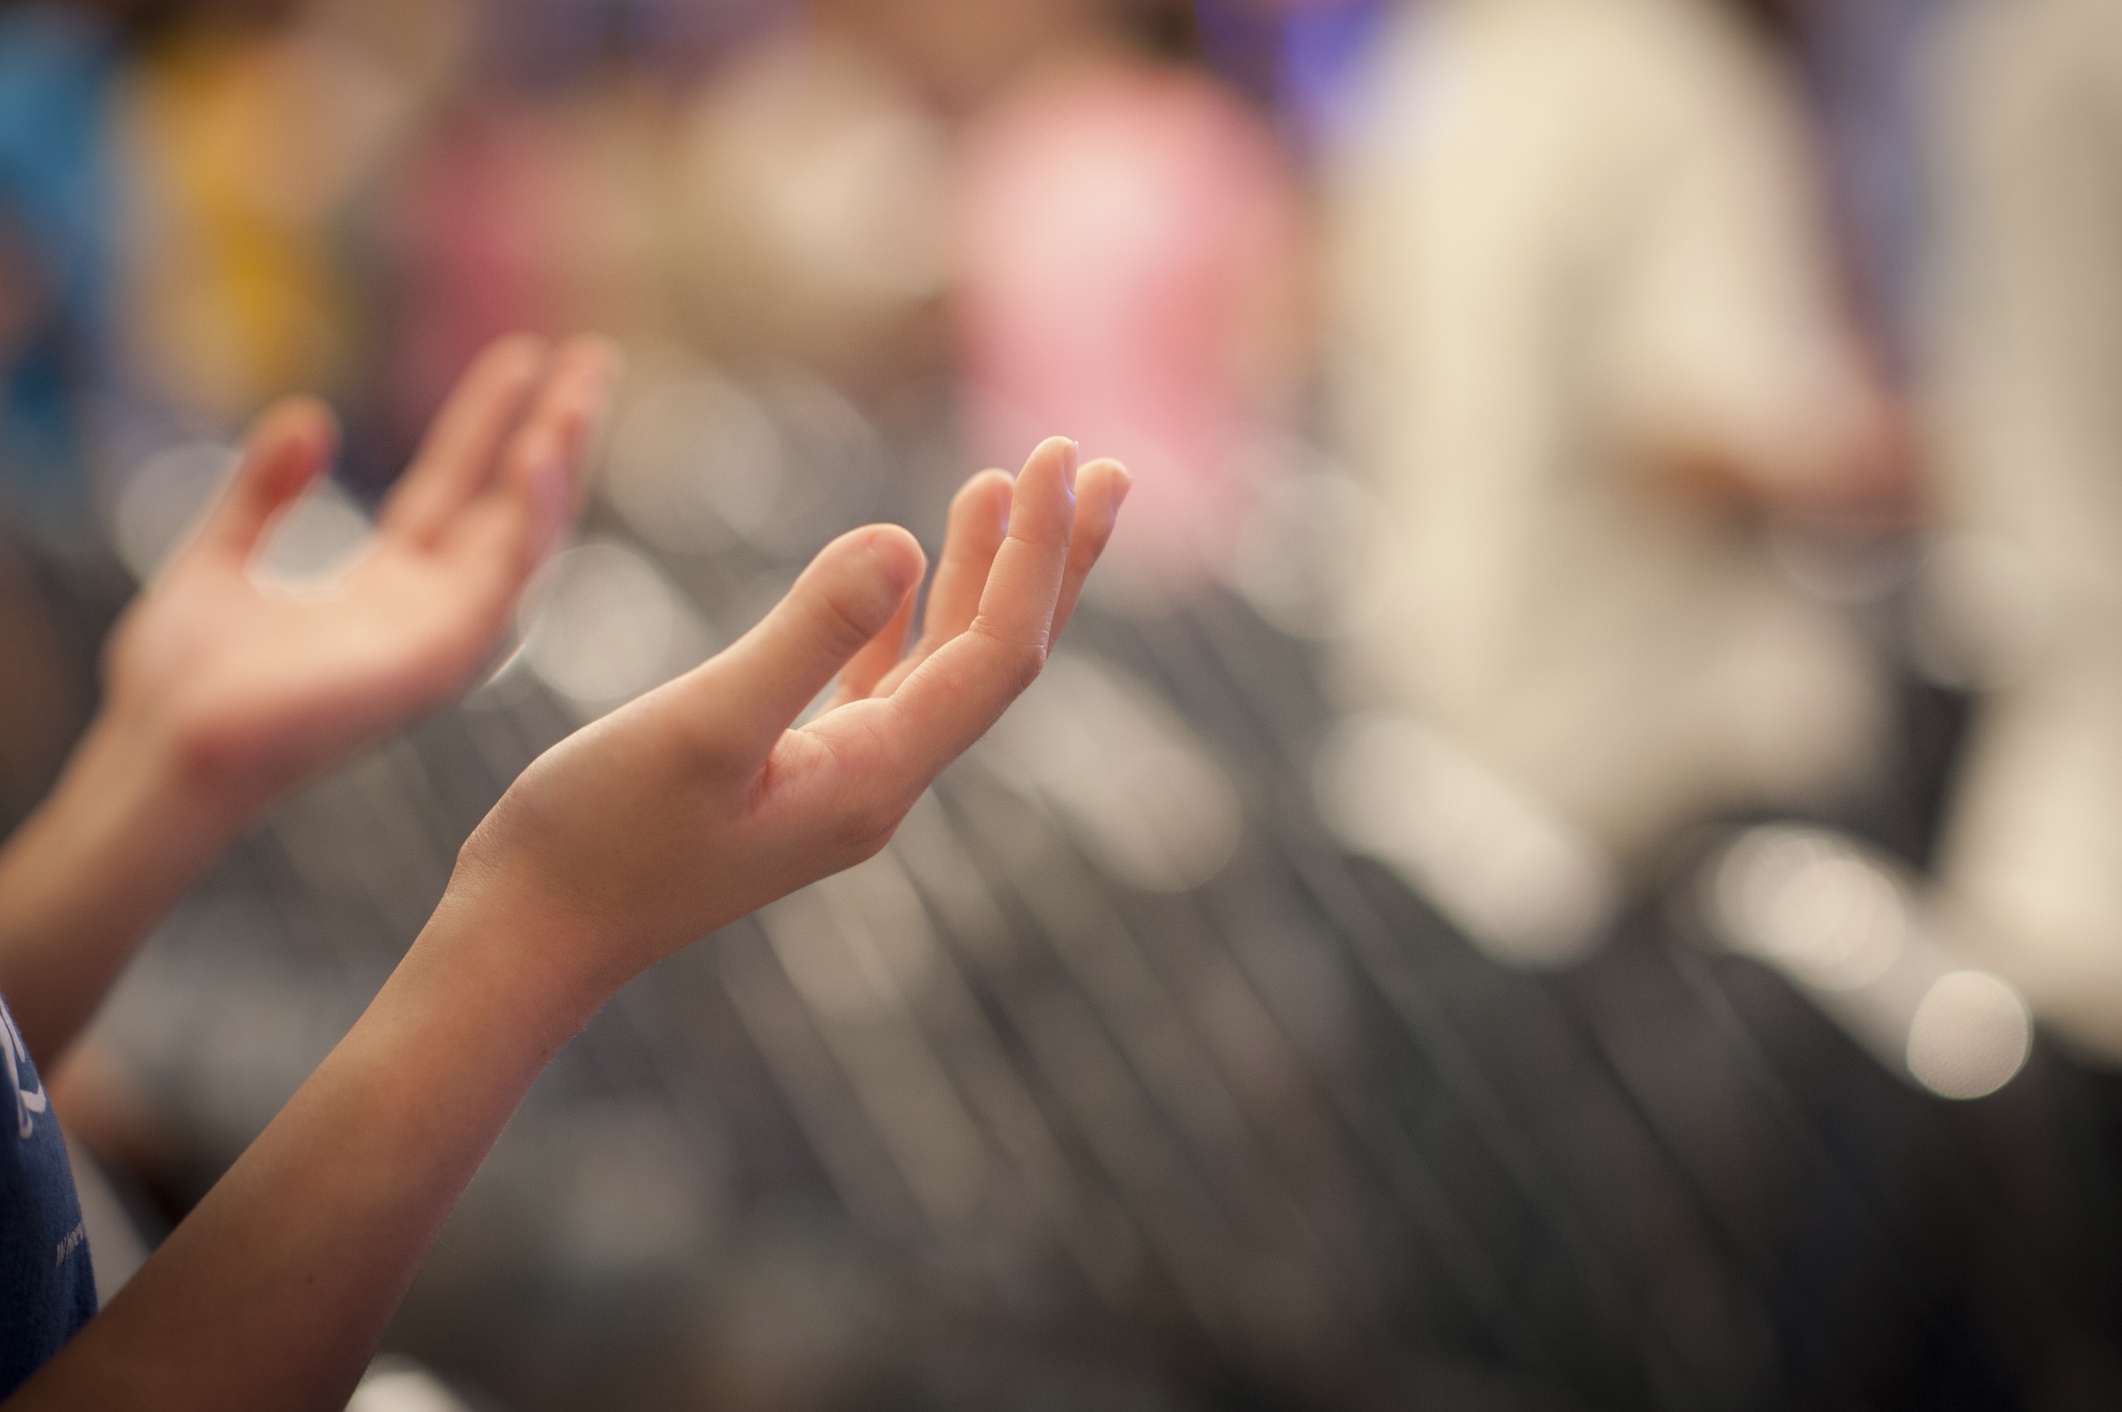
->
[5, 0, 2122, 1407]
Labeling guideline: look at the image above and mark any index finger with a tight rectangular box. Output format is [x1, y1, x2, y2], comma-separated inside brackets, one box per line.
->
[381, 335, 548, 545]
[878, 435, 1080, 779]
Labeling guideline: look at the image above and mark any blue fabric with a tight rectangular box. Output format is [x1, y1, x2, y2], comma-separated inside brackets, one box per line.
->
[0, 6, 116, 336]
[0, 992, 95, 1397]
[0, 5, 119, 527]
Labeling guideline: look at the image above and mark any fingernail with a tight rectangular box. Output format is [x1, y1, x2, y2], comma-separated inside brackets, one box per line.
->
[1110, 462, 1134, 503]
[1061, 439, 1079, 494]
[865, 527, 923, 593]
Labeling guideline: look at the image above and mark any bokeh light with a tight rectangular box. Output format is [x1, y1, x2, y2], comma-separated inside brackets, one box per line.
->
[1314, 712, 1616, 967]
[113, 441, 238, 581]
[1906, 969, 2032, 1100]
[1709, 826, 1909, 992]
[517, 539, 710, 718]
[983, 652, 1242, 894]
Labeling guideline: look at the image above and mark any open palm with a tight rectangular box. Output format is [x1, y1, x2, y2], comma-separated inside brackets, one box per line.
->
[105, 336, 619, 813]
[458, 436, 1132, 989]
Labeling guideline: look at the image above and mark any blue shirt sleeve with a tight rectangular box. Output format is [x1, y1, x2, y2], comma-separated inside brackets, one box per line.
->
[0, 993, 97, 1397]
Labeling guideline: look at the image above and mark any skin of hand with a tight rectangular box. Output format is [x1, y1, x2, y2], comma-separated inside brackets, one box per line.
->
[451, 435, 1131, 998]
[9, 438, 1129, 1412]
[0, 334, 620, 1064]
[106, 333, 621, 817]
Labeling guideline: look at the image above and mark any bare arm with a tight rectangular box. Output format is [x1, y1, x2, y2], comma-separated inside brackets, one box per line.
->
[0, 337, 618, 1065]
[8, 439, 1129, 1412]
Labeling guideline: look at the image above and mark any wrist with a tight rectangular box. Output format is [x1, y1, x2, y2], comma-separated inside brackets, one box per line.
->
[59, 701, 253, 864]
[0, 706, 251, 1061]
[402, 861, 617, 1054]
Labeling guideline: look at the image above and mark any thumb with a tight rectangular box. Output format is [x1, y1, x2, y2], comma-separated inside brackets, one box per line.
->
[687, 525, 926, 760]
[193, 397, 339, 564]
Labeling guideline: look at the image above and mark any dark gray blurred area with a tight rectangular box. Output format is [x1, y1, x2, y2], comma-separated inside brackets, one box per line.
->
[71, 412, 2122, 1406]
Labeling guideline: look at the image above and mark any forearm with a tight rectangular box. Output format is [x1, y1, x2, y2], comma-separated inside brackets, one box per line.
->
[8, 884, 600, 1412]
[0, 433, 1106, 1410]
[0, 708, 246, 1064]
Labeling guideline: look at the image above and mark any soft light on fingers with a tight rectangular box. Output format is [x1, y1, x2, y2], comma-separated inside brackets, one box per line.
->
[540, 336, 625, 519]
[688, 525, 927, 760]
[826, 569, 919, 711]
[434, 337, 621, 607]
[969, 435, 1078, 653]
[921, 469, 1013, 643]
[382, 334, 547, 544]
[488, 336, 624, 563]
[434, 424, 566, 633]
[870, 468, 1013, 698]
[875, 436, 1081, 780]
[195, 396, 339, 563]
[1048, 457, 1131, 641]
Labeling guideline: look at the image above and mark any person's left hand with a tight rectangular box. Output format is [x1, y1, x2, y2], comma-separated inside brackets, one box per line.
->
[104, 334, 620, 817]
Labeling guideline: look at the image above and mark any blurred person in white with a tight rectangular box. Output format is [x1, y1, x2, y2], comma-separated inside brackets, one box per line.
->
[1925, 0, 2122, 1061]
[1326, 0, 1910, 929]
[0, 325, 1130, 1404]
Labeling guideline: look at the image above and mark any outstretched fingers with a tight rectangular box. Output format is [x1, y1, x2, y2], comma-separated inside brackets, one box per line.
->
[970, 435, 1079, 652]
[1050, 456, 1131, 640]
[863, 451, 1126, 707]
[191, 396, 339, 567]
[874, 436, 1084, 779]
[825, 570, 919, 711]
[916, 469, 1015, 648]
[688, 525, 927, 765]
[436, 337, 623, 611]
[512, 335, 625, 529]
[381, 335, 548, 545]
[863, 468, 1013, 700]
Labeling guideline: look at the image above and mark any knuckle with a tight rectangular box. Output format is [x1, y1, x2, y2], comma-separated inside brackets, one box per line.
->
[844, 828, 893, 870]
[969, 615, 1048, 692]
[805, 543, 906, 652]
[835, 787, 906, 860]
[1000, 638, 1047, 693]
[814, 584, 879, 653]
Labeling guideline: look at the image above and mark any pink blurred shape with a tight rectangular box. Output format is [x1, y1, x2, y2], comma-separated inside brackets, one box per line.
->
[956, 62, 1308, 601]
[384, 101, 569, 449]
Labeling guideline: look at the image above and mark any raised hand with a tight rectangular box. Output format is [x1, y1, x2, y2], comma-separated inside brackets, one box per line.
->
[0, 336, 618, 1066]
[1, 436, 1125, 1412]
[452, 437, 1131, 993]
[104, 335, 620, 816]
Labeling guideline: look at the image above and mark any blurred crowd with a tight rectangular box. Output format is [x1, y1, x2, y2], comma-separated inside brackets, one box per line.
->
[5, 0, 2122, 1408]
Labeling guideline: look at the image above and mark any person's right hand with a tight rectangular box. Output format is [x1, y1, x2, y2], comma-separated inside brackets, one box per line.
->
[0, 336, 618, 1068]
[447, 436, 1129, 998]
[102, 335, 618, 824]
